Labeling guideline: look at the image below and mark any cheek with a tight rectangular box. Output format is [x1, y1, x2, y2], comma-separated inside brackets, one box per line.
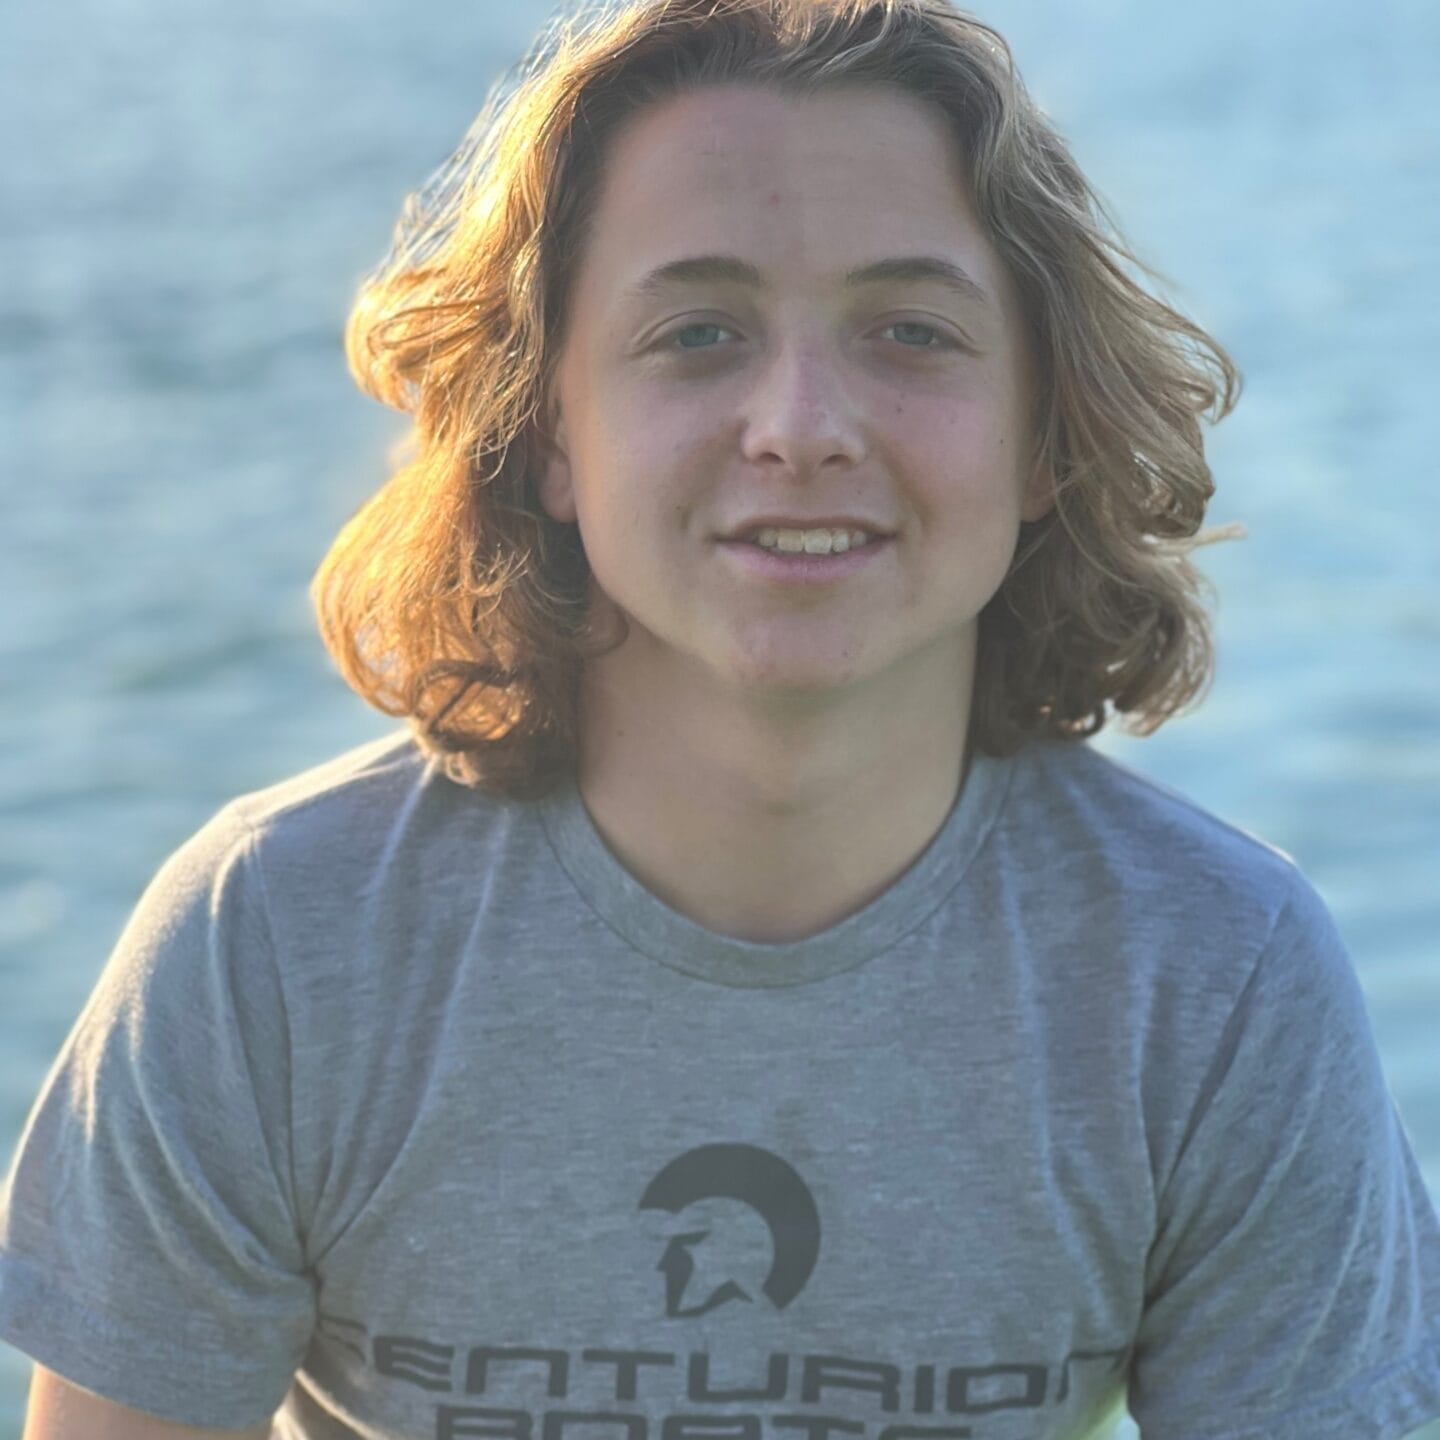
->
[896, 404, 993, 506]
[568, 451, 658, 559]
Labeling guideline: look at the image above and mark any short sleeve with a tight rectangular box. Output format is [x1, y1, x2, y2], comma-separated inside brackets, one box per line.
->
[0, 803, 316, 1432]
[1127, 869, 1440, 1440]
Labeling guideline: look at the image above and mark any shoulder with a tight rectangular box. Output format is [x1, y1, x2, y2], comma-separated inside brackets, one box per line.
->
[223, 724, 446, 836]
[214, 725, 521, 880]
[132, 726, 534, 991]
[1008, 738, 1300, 875]
[98, 731, 484, 1010]
[998, 738, 1326, 953]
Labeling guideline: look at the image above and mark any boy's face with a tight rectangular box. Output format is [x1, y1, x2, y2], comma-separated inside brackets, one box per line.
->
[538, 82, 1052, 702]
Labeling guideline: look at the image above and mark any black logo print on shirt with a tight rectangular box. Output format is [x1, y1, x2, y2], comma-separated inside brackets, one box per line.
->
[638, 1141, 821, 1317]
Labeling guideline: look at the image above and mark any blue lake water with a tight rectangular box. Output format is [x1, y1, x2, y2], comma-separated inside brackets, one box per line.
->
[2, 2, 1437, 1436]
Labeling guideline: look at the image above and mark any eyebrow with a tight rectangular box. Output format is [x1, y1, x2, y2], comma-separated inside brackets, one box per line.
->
[624, 253, 994, 312]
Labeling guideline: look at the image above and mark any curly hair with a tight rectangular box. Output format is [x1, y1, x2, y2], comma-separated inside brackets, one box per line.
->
[311, 0, 1245, 800]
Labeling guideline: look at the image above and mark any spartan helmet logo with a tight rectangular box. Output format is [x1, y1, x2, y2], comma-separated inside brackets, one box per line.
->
[638, 1143, 822, 1318]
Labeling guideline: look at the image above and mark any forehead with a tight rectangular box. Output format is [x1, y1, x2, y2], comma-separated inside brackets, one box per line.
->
[571, 83, 1008, 321]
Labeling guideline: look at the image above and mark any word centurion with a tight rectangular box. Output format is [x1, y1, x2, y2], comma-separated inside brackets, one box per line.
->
[369, 1338, 1130, 1439]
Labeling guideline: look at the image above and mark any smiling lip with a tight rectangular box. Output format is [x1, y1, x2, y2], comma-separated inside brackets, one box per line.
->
[720, 517, 896, 541]
[717, 534, 892, 583]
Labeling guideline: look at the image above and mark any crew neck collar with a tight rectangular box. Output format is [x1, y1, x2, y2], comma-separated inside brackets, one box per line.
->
[536, 751, 1016, 988]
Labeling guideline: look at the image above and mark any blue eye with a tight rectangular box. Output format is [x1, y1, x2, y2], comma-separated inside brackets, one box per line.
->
[672, 322, 729, 350]
[887, 321, 945, 348]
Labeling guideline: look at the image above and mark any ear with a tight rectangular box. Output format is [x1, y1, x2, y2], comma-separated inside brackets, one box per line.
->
[534, 406, 578, 525]
[1020, 457, 1056, 524]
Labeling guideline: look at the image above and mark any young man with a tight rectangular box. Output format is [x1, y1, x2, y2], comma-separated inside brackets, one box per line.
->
[3, 3, 1438, 1438]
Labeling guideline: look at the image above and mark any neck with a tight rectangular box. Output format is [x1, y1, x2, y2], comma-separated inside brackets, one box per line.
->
[572, 636, 976, 945]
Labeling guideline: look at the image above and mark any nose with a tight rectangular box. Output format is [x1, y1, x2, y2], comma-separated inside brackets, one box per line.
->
[738, 339, 866, 475]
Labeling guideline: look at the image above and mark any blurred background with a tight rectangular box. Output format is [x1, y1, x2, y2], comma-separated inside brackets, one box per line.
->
[2, 0, 1436, 1435]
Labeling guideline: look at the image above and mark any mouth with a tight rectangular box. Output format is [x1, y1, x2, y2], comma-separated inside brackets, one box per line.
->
[716, 533, 893, 582]
[723, 525, 892, 556]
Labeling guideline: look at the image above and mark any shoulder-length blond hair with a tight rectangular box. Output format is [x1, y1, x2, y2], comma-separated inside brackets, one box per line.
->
[312, 0, 1244, 800]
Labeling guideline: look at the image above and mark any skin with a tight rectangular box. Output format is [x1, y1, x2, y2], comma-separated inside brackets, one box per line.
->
[536, 82, 1053, 944]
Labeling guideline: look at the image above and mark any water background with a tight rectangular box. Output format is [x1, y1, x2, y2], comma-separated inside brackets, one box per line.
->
[2, 1, 1437, 1435]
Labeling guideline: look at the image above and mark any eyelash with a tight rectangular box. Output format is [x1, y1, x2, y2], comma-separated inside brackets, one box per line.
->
[658, 320, 958, 353]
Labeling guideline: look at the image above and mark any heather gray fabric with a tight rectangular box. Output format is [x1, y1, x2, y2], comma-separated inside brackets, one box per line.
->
[2, 727, 1438, 1440]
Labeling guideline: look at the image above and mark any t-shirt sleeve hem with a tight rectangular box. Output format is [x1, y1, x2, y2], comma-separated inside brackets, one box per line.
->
[1133, 1333, 1440, 1440]
[0, 1250, 290, 1433]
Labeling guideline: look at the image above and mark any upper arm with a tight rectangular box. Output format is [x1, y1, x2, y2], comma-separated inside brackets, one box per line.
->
[22, 1366, 272, 1440]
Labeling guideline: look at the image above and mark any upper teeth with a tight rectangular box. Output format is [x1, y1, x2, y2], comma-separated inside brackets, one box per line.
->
[753, 527, 876, 554]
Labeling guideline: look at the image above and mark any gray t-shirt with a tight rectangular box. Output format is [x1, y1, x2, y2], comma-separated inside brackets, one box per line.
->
[1, 729, 1438, 1440]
